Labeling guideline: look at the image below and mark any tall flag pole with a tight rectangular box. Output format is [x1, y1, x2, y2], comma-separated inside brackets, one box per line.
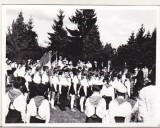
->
[56, 51, 58, 66]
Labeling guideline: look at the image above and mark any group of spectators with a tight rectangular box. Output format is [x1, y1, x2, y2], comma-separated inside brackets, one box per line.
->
[5, 56, 160, 125]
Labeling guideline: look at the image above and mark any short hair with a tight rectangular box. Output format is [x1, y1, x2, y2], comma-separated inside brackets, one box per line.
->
[117, 74, 122, 79]
[36, 66, 40, 71]
[43, 66, 48, 71]
[13, 77, 26, 89]
[36, 83, 47, 96]
[125, 73, 130, 79]
[92, 85, 102, 92]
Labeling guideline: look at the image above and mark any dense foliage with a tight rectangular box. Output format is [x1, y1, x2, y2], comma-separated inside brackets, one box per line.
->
[116, 24, 156, 70]
[6, 12, 44, 62]
[6, 11, 156, 70]
[48, 10, 68, 57]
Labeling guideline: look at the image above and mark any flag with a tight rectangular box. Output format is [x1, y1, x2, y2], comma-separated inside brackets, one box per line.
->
[45, 51, 52, 69]
[38, 51, 52, 68]
[51, 51, 58, 68]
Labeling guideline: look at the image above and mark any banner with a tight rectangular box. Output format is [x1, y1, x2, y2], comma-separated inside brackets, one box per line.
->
[51, 51, 58, 68]
[38, 51, 52, 68]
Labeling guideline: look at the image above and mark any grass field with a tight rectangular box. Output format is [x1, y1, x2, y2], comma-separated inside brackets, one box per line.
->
[49, 98, 136, 123]
[6, 85, 137, 123]
[49, 106, 86, 123]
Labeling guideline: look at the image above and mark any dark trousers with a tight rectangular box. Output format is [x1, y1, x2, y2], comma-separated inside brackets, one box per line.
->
[102, 96, 112, 109]
[30, 116, 45, 123]
[114, 117, 125, 123]
[86, 116, 102, 123]
[6, 109, 23, 123]
[59, 86, 69, 110]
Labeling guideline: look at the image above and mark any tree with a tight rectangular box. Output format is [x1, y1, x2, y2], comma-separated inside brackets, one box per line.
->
[67, 9, 103, 62]
[26, 18, 39, 50]
[6, 11, 41, 61]
[135, 24, 145, 46]
[48, 10, 68, 57]
[6, 12, 27, 53]
[101, 43, 114, 66]
[116, 24, 156, 70]
[127, 31, 135, 45]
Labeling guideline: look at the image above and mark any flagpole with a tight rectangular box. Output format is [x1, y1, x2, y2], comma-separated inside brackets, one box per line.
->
[56, 51, 58, 66]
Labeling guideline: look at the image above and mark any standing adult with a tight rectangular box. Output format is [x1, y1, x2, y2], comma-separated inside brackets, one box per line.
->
[132, 63, 144, 98]
[137, 66, 160, 125]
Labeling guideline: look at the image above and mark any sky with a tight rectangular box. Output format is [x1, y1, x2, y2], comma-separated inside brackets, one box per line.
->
[4, 5, 158, 48]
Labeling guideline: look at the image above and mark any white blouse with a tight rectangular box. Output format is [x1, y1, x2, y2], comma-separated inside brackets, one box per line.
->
[26, 98, 50, 123]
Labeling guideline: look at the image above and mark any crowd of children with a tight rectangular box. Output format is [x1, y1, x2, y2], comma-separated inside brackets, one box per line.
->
[5, 56, 159, 124]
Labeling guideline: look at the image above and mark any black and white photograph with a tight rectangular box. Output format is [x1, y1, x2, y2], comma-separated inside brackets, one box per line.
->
[2, 4, 160, 127]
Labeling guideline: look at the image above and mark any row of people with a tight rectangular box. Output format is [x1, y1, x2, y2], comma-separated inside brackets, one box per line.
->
[5, 58, 158, 124]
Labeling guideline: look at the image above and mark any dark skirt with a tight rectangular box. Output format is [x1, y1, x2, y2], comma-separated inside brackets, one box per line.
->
[114, 116, 125, 123]
[76, 83, 81, 92]
[87, 86, 93, 97]
[51, 84, 56, 92]
[102, 96, 112, 110]
[59, 86, 69, 110]
[86, 115, 102, 123]
[6, 109, 23, 123]
[69, 83, 75, 95]
[79, 86, 85, 97]
[30, 116, 45, 123]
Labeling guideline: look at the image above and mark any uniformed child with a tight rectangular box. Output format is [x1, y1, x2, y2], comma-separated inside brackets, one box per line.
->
[78, 72, 89, 112]
[5, 77, 27, 123]
[26, 83, 50, 123]
[108, 84, 132, 123]
[85, 85, 106, 123]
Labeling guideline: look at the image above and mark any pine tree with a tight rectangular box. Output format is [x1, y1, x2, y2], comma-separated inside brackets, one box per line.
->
[26, 17, 38, 50]
[6, 11, 41, 61]
[48, 10, 68, 56]
[8, 12, 28, 51]
[67, 9, 102, 62]
[127, 31, 135, 45]
[136, 24, 145, 46]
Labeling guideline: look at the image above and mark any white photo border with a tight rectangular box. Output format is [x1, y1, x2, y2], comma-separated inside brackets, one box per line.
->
[1, 1, 160, 127]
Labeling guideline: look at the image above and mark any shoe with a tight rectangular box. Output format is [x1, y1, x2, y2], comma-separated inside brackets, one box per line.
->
[60, 107, 66, 111]
[71, 108, 76, 112]
[51, 106, 57, 110]
[80, 110, 84, 113]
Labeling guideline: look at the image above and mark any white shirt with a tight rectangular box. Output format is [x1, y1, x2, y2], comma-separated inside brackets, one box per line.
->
[142, 68, 149, 79]
[124, 79, 131, 97]
[121, 74, 126, 84]
[109, 99, 132, 123]
[17, 66, 26, 77]
[100, 85, 115, 99]
[89, 78, 97, 86]
[25, 73, 32, 82]
[26, 98, 50, 123]
[59, 77, 71, 86]
[42, 73, 49, 84]
[86, 63, 92, 68]
[80, 78, 89, 96]
[50, 75, 59, 85]
[138, 85, 160, 124]
[72, 76, 79, 85]
[5, 89, 26, 122]
[25, 73, 32, 91]
[111, 79, 123, 89]
[33, 72, 41, 84]
[85, 93, 106, 118]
